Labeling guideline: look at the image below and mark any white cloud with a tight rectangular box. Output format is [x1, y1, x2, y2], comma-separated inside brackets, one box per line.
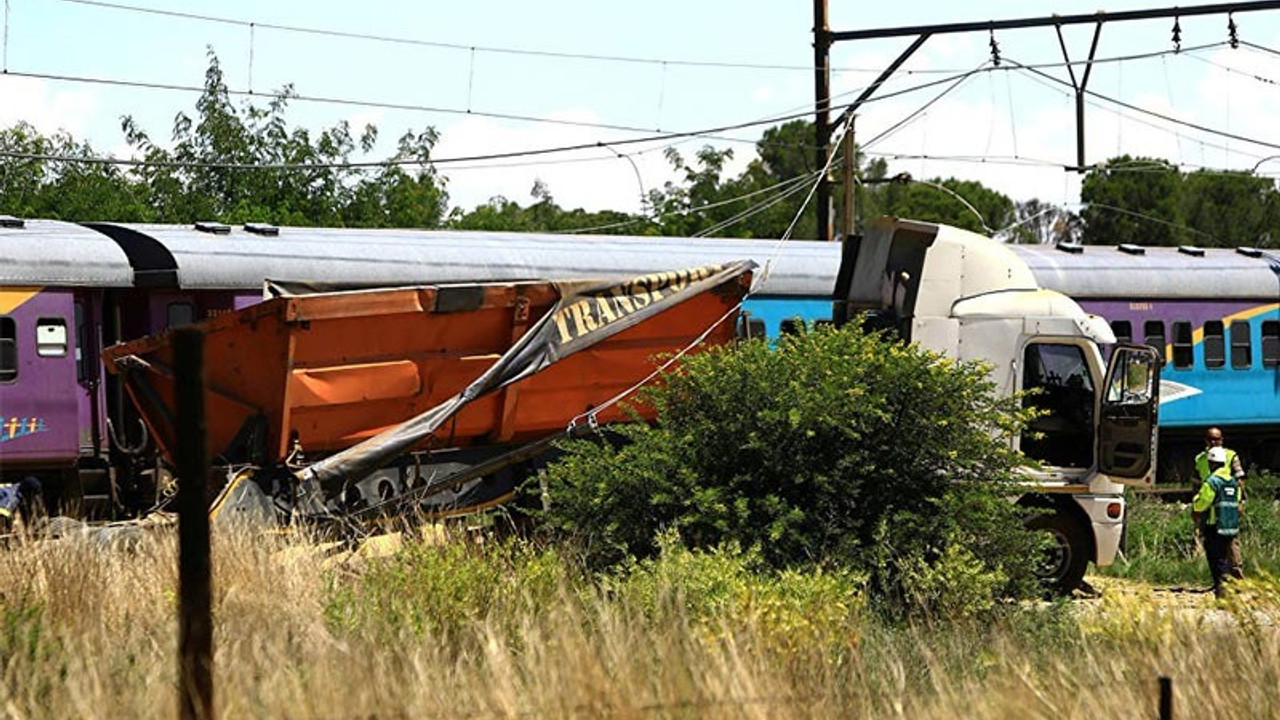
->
[0, 75, 97, 136]
[434, 108, 687, 214]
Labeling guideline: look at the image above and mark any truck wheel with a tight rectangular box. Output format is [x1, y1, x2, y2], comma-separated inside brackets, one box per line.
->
[1027, 512, 1090, 595]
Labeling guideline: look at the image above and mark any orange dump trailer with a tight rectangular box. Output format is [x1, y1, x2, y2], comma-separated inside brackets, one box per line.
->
[103, 263, 754, 484]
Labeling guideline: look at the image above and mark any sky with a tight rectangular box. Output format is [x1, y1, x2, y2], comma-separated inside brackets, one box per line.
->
[4, 0, 1280, 225]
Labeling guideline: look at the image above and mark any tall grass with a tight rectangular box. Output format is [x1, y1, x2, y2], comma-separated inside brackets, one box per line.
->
[1101, 475, 1280, 586]
[1, 524, 1277, 719]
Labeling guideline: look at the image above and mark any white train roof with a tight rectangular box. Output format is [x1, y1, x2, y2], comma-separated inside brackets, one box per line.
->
[1010, 243, 1280, 299]
[12, 216, 1277, 302]
[93, 223, 843, 296]
[0, 219, 135, 287]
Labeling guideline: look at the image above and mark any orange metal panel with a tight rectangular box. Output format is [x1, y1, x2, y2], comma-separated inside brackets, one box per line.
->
[104, 274, 745, 467]
[290, 360, 422, 408]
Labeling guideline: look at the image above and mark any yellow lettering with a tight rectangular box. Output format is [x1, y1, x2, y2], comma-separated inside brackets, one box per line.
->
[595, 296, 618, 325]
[645, 274, 665, 303]
[580, 300, 599, 332]
[609, 286, 636, 314]
[630, 281, 652, 309]
[569, 300, 597, 338]
[552, 309, 574, 343]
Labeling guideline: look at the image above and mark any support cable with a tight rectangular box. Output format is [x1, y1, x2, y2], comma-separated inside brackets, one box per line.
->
[1007, 56, 1280, 152]
[563, 122, 849, 429]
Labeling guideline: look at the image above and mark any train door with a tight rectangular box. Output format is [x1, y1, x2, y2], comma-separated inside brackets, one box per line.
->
[0, 288, 81, 499]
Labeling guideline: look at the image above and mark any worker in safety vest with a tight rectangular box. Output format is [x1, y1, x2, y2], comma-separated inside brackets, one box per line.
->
[0, 477, 43, 533]
[1192, 447, 1245, 597]
[0, 483, 18, 532]
[1194, 426, 1244, 483]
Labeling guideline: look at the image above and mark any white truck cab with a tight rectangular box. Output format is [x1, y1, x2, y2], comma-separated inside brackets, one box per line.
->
[834, 217, 1160, 592]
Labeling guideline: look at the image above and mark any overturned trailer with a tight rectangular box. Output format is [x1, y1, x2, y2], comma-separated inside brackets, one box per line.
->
[102, 261, 755, 522]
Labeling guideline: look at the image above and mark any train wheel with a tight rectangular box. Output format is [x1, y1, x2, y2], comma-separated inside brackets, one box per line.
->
[1027, 511, 1090, 595]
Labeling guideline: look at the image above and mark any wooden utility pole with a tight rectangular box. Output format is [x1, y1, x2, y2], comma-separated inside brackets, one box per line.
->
[841, 116, 857, 239]
[813, 0, 832, 241]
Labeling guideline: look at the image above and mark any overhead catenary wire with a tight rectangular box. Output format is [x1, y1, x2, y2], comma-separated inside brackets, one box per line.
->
[693, 169, 827, 238]
[0, 63, 1001, 171]
[564, 121, 846, 430]
[42, 0, 930, 75]
[1, 40, 1256, 175]
[859, 60, 992, 151]
[565, 170, 823, 235]
[1006, 55, 1280, 153]
[1001, 48, 1274, 165]
[35, 0, 1245, 78]
[1071, 201, 1223, 244]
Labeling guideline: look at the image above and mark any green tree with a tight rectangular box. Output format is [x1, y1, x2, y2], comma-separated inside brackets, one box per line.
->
[646, 146, 739, 237]
[0, 122, 148, 220]
[1080, 156, 1186, 246]
[449, 180, 646, 233]
[870, 177, 1015, 235]
[1179, 170, 1280, 249]
[119, 49, 449, 227]
[539, 325, 1044, 613]
[1004, 199, 1081, 244]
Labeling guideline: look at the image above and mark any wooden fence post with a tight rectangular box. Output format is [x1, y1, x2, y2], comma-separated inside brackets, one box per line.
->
[175, 327, 213, 720]
[1159, 676, 1173, 720]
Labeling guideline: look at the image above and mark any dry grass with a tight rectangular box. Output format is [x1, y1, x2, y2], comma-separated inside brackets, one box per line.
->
[1, 525, 1277, 720]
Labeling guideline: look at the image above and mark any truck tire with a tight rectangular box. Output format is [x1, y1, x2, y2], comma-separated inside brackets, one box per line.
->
[1027, 511, 1090, 595]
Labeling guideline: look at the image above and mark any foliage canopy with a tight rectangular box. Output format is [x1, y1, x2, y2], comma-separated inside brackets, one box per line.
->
[538, 325, 1047, 613]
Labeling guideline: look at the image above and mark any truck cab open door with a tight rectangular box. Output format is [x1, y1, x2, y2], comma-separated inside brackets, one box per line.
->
[1097, 344, 1160, 484]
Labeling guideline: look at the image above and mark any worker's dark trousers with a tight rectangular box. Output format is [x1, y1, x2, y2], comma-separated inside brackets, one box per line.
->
[1203, 529, 1244, 596]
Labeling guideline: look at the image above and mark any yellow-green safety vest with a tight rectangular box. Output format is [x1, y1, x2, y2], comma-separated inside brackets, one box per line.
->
[1195, 447, 1239, 481]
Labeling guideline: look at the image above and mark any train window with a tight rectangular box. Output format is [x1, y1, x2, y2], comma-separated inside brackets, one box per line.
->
[1231, 320, 1252, 369]
[35, 318, 68, 357]
[1203, 320, 1225, 369]
[1171, 321, 1193, 369]
[75, 300, 85, 381]
[779, 318, 803, 336]
[736, 314, 766, 340]
[1110, 320, 1132, 344]
[1020, 342, 1094, 469]
[1264, 321, 1280, 368]
[167, 302, 196, 329]
[1143, 320, 1166, 364]
[0, 317, 15, 382]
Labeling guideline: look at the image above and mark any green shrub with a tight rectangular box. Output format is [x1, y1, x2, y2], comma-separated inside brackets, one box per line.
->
[539, 324, 1046, 613]
[323, 535, 574, 643]
[601, 533, 867, 658]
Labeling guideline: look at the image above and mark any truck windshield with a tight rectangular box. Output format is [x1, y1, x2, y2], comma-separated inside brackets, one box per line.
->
[1020, 343, 1095, 468]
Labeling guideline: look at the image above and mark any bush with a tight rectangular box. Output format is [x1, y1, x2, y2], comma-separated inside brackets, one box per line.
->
[538, 324, 1046, 613]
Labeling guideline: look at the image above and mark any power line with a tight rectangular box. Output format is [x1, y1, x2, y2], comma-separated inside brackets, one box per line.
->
[0, 39, 1245, 163]
[43, 0, 906, 75]
[1071, 201, 1223, 243]
[0, 64, 1005, 171]
[6, 40, 1272, 189]
[694, 170, 826, 237]
[1007, 55, 1280, 153]
[1003, 49, 1272, 164]
[860, 60, 991, 150]
[1183, 49, 1280, 87]
[48, 0, 1243, 77]
[566, 170, 823, 235]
